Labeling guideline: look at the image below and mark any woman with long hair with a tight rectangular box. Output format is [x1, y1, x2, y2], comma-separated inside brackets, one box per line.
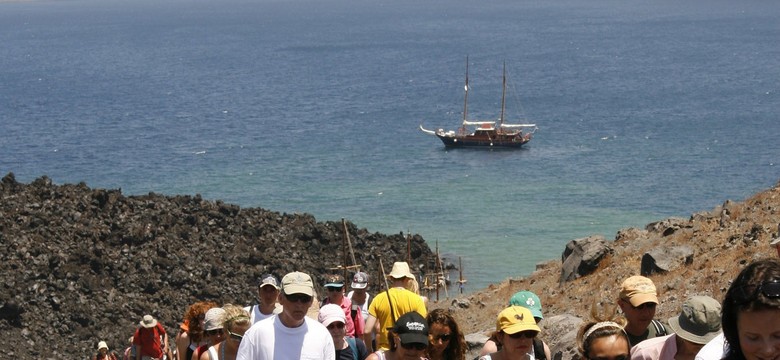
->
[176, 301, 219, 360]
[721, 258, 780, 360]
[426, 309, 466, 360]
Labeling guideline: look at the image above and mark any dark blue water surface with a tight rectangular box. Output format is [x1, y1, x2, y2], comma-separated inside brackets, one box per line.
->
[2, 0, 779, 290]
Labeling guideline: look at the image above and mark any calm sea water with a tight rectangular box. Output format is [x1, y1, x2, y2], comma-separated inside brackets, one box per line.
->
[2, 0, 779, 292]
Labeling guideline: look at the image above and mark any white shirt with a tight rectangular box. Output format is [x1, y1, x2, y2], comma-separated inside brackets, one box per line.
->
[236, 315, 335, 360]
[346, 290, 371, 322]
[243, 304, 282, 325]
[695, 333, 726, 360]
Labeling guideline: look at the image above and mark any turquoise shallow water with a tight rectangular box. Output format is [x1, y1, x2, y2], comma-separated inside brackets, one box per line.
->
[1, 0, 779, 291]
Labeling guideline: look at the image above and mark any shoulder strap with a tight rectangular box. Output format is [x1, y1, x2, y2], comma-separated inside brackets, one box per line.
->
[386, 288, 397, 324]
[346, 337, 358, 360]
[533, 338, 546, 360]
[651, 319, 667, 336]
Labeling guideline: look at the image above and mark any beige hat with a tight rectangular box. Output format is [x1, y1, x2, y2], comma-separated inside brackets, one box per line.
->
[139, 314, 158, 328]
[281, 271, 314, 296]
[667, 295, 722, 345]
[97, 341, 108, 351]
[387, 261, 414, 280]
[620, 276, 659, 307]
[204, 307, 226, 331]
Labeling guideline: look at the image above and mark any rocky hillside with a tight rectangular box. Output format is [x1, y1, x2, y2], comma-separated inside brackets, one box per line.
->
[2, 172, 779, 359]
[439, 180, 780, 359]
[0, 173, 437, 359]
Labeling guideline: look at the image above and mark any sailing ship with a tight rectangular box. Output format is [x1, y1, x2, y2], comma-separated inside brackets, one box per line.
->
[420, 58, 537, 148]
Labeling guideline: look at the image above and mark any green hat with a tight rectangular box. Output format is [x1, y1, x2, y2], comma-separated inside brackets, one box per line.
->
[509, 291, 543, 320]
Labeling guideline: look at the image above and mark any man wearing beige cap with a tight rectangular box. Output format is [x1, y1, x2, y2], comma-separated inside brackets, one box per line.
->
[363, 261, 427, 353]
[617, 275, 668, 346]
[631, 295, 722, 360]
[237, 271, 335, 360]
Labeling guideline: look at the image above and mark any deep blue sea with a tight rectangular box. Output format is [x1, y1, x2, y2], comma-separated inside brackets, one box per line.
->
[2, 0, 779, 292]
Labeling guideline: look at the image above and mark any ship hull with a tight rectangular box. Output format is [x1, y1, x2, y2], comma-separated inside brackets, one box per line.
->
[436, 133, 529, 148]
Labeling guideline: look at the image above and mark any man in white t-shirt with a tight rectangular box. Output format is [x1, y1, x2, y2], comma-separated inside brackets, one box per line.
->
[243, 273, 282, 324]
[237, 271, 335, 360]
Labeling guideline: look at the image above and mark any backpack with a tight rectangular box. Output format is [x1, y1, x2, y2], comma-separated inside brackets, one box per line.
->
[533, 338, 546, 360]
[651, 319, 668, 336]
[345, 337, 359, 360]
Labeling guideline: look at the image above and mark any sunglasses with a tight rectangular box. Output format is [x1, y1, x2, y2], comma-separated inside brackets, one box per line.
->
[430, 333, 452, 342]
[227, 330, 243, 342]
[631, 302, 657, 310]
[327, 286, 344, 292]
[733, 280, 780, 304]
[285, 293, 313, 303]
[327, 322, 345, 330]
[204, 329, 222, 337]
[400, 342, 427, 351]
[507, 331, 537, 339]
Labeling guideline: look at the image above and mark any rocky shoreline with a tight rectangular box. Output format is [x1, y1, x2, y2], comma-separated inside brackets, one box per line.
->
[2, 173, 779, 359]
[0, 173, 437, 359]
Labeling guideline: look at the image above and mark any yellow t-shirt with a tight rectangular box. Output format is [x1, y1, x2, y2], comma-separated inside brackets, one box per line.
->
[368, 287, 427, 350]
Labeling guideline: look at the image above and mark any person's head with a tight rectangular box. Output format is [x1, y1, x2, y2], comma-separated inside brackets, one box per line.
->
[577, 318, 630, 360]
[771, 228, 780, 258]
[495, 306, 541, 356]
[426, 309, 466, 360]
[390, 311, 429, 356]
[257, 273, 281, 305]
[617, 276, 659, 333]
[406, 277, 421, 295]
[509, 291, 544, 323]
[722, 258, 780, 360]
[280, 271, 315, 324]
[667, 295, 721, 355]
[221, 304, 250, 349]
[203, 307, 226, 345]
[183, 301, 219, 343]
[324, 274, 345, 301]
[97, 341, 109, 355]
[388, 262, 415, 286]
[318, 303, 347, 343]
[351, 271, 370, 293]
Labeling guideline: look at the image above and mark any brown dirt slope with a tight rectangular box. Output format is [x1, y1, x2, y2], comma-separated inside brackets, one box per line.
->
[433, 180, 780, 359]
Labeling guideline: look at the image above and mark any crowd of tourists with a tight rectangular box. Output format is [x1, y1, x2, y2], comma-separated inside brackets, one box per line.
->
[90, 237, 780, 360]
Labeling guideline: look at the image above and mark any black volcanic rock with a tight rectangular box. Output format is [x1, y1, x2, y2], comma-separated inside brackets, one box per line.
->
[0, 173, 436, 358]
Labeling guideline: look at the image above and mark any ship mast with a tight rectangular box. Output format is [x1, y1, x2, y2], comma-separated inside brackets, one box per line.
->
[499, 61, 507, 130]
[461, 56, 469, 133]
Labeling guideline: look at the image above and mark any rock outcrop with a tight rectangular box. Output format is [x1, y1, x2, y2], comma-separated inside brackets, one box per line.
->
[0, 173, 437, 359]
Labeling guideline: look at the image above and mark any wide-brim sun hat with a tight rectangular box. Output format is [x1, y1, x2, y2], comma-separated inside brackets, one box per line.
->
[667, 295, 722, 345]
[139, 314, 158, 328]
[387, 262, 414, 280]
